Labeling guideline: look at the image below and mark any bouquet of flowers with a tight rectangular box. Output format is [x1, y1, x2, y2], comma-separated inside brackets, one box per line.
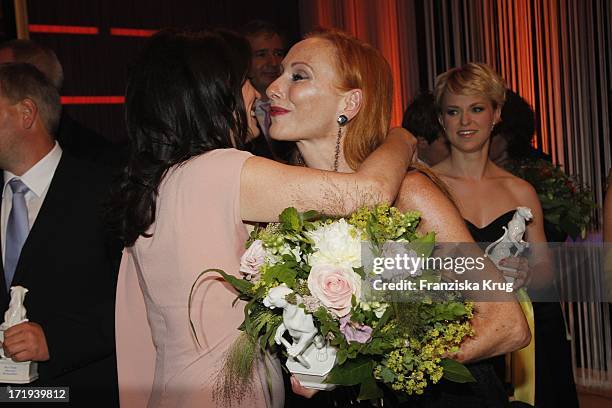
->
[191, 204, 475, 402]
[504, 159, 597, 240]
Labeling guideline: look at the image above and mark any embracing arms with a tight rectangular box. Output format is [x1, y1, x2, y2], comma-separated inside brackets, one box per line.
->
[240, 128, 416, 222]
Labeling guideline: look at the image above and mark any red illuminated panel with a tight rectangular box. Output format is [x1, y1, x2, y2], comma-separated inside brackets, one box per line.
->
[28, 25, 99, 35]
[61, 96, 125, 105]
[110, 28, 157, 37]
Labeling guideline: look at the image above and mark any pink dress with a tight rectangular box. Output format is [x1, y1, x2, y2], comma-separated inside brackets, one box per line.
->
[115, 149, 284, 407]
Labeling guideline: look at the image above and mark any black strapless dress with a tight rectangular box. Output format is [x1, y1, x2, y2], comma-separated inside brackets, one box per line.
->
[466, 210, 579, 408]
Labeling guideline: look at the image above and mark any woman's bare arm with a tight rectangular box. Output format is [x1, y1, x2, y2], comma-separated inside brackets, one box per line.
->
[241, 128, 416, 222]
[505, 179, 554, 289]
[396, 172, 530, 362]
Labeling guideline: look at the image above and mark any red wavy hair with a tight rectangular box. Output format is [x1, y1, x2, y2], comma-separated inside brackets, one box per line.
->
[306, 29, 393, 170]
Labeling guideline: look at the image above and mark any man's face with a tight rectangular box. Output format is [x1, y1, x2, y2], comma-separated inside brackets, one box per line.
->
[246, 33, 284, 96]
[0, 93, 23, 168]
[418, 135, 450, 166]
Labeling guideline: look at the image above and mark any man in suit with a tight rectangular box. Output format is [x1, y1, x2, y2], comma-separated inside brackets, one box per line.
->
[241, 21, 295, 161]
[0, 63, 119, 406]
[0, 39, 126, 169]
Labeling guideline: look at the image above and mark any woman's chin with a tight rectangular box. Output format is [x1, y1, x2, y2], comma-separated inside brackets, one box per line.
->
[268, 128, 289, 142]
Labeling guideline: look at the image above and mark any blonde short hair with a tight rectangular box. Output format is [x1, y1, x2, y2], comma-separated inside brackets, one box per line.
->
[434, 62, 506, 110]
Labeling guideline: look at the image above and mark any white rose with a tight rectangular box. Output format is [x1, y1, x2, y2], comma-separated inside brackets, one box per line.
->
[307, 219, 361, 268]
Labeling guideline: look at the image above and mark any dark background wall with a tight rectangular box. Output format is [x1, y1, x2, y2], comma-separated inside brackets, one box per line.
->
[9, 0, 301, 144]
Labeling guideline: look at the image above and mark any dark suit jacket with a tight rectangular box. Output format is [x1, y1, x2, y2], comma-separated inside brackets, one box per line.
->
[0, 152, 120, 407]
[57, 112, 128, 172]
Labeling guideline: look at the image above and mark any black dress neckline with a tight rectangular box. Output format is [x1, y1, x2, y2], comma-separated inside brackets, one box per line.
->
[465, 210, 516, 243]
[464, 209, 516, 230]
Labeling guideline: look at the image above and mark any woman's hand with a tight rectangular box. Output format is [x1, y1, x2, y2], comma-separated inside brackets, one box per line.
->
[499, 256, 530, 289]
[290, 375, 319, 399]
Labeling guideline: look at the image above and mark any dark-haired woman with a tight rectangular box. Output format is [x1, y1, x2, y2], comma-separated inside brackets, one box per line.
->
[112, 30, 415, 408]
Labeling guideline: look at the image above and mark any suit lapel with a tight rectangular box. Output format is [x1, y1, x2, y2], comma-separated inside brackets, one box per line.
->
[0, 174, 6, 307]
[11, 154, 75, 287]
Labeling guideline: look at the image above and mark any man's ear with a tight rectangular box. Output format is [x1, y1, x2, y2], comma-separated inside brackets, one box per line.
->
[340, 89, 362, 121]
[19, 98, 38, 130]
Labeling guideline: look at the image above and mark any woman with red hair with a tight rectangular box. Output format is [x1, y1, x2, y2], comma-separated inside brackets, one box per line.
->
[268, 29, 530, 406]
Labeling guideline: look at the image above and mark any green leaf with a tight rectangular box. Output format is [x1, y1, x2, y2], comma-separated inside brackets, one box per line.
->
[279, 207, 301, 231]
[353, 266, 365, 279]
[408, 232, 436, 258]
[441, 359, 476, 383]
[380, 366, 395, 383]
[209, 269, 254, 296]
[313, 307, 342, 341]
[301, 210, 320, 221]
[369, 306, 392, 338]
[358, 376, 383, 400]
[326, 358, 374, 385]
[189, 268, 254, 348]
[263, 262, 297, 287]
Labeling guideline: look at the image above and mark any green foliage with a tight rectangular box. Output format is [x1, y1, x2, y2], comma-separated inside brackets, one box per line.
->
[408, 232, 436, 258]
[420, 301, 469, 323]
[505, 159, 597, 239]
[358, 376, 384, 400]
[214, 332, 258, 406]
[188, 269, 254, 347]
[349, 204, 422, 246]
[279, 207, 301, 231]
[440, 358, 476, 383]
[313, 307, 343, 343]
[263, 261, 297, 287]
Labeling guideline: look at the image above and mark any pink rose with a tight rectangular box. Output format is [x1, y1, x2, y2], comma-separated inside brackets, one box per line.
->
[339, 315, 373, 344]
[239, 240, 266, 278]
[307, 264, 361, 318]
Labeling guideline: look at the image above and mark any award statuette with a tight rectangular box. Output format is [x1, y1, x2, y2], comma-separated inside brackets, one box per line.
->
[264, 285, 337, 390]
[484, 207, 536, 406]
[0, 286, 38, 383]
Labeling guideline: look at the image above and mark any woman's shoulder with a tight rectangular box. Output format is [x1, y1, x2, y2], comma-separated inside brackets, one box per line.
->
[495, 168, 537, 197]
[401, 169, 440, 197]
[193, 148, 252, 164]
[180, 148, 252, 172]
[163, 149, 252, 188]
[397, 169, 455, 211]
[494, 168, 540, 207]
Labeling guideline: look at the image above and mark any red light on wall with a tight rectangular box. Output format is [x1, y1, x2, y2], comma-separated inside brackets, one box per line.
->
[61, 96, 125, 105]
[110, 28, 157, 37]
[28, 25, 99, 35]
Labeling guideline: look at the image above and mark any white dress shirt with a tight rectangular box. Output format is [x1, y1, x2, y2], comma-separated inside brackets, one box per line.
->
[1, 142, 63, 263]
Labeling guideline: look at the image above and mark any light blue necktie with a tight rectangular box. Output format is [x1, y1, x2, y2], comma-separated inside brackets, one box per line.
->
[4, 178, 29, 290]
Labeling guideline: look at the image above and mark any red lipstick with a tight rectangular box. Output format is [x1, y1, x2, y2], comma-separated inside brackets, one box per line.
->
[270, 106, 290, 116]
